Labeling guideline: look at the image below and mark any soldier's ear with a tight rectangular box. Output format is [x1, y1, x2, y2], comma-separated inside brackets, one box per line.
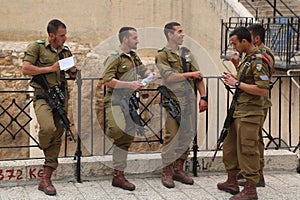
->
[49, 32, 55, 40]
[167, 32, 173, 40]
[254, 35, 260, 43]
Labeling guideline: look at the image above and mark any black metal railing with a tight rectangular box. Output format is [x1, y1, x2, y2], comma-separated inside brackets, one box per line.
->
[1, 72, 299, 180]
[264, 0, 300, 20]
[221, 16, 300, 68]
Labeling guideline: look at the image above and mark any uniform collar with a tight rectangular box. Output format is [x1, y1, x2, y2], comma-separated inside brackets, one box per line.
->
[119, 48, 137, 57]
[45, 37, 66, 53]
[247, 47, 259, 57]
[258, 43, 265, 49]
[165, 46, 180, 55]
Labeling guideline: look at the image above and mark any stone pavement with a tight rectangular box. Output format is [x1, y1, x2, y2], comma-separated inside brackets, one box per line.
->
[0, 150, 299, 200]
[0, 171, 300, 200]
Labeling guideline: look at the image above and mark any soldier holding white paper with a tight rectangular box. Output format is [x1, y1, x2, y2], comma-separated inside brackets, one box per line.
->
[22, 19, 77, 196]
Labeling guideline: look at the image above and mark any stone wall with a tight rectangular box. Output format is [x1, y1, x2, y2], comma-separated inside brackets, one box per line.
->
[0, 0, 245, 73]
[0, 42, 91, 159]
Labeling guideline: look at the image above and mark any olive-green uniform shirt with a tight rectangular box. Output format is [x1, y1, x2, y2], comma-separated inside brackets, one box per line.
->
[155, 46, 198, 95]
[23, 39, 72, 89]
[102, 49, 147, 101]
[234, 47, 270, 118]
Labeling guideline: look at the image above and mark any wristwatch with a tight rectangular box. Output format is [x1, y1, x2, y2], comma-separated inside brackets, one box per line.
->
[235, 81, 240, 88]
[200, 96, 208, 102]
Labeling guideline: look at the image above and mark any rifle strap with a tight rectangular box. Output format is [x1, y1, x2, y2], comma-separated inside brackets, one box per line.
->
[180, 48, 188, 73]
[231, 56, 252, 103]
[58, 52, 67, 95]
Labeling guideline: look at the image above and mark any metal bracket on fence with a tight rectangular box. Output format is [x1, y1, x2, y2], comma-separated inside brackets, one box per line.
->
[287, 69, 300, 90]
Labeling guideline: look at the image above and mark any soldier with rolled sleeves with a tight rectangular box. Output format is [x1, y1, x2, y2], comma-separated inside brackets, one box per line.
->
[218, 27, 271, 200]
[22, 19, 77, 195]
[102, 26, 155, 191]
[155, 22, 208, 188]
[230, 24, 275, 188]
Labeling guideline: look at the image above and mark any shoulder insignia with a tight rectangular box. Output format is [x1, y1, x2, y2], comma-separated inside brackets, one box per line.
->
[254, 53, 263, 71]
[111, 51, 119, 55]
[157, 47, 165, 52]
[259, 75, 269, 81]
[36, 40, 45, 44]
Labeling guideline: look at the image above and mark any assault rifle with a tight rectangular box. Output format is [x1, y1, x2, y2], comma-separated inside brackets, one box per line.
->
[158, 85, 189, 132]
[113, 91, 151, 148]
[211, 85, 236, 162]
[32, 74, 76, 142]
[212, 62, 251, 162]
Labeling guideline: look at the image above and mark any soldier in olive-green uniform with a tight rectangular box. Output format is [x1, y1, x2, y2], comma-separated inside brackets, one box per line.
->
[155, 22, 208, 189]
[218, 27, 270, 200]
[102, 27, 153, 191]
[22, 19, 77, 196]
[233, 24, 275, 188]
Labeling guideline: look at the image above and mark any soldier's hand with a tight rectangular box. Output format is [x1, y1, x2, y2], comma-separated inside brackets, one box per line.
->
[129, 81, 143, 91]
[230, 52, 240, 68]
[191, 71, 203, 80]
[51, 61, 60, 72]
[199, 99, 208, 112]
[222, 72, 236, 87]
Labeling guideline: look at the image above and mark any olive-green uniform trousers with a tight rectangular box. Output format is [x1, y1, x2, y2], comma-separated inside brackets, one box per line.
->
[155, 46, 198, 166]
[222, 47, 270, 184]
[23, 39, 72, 169]
[102, 49, 146, 170]
[34, 99, 64, 169]
[104, 94, 135, 170]
[162, 95, 196, 166]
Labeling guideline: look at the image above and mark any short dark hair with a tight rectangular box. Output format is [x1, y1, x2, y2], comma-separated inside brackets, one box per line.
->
[229, 26, 252, 43]
[118, 27, 137, 43]
[47, 19, 66, 35]
[247, 23, 265, 43]
[164, 22, 181, 40]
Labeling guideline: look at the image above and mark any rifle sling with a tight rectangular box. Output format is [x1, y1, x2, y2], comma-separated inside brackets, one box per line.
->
[59, 52, 66, 95]
[226, 57, 252, 119]
[181, 48, 188, 73]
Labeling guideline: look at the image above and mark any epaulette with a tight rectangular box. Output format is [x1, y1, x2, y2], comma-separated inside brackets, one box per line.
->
[63, 43, 70, 50]
[157, 47, 165, 52]
[249, 52, 264, 72]
[254, 50, 272, 69]
[36, 40, 45, 44]
[111, 51, 119, 55]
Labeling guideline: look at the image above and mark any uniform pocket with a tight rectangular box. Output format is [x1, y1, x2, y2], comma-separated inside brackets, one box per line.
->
[239, 116, 261, 155]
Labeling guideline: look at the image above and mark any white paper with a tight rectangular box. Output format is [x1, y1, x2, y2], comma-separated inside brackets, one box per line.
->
[59, 56, 75, 71]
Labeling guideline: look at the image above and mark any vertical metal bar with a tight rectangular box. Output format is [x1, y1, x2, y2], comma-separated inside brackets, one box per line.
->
[217, 77, 220, 139]
[103, 83, 107, 155]
[192, 78, 199, 176]
[205, 78, 209, 150]
[288, 77, 292, 146]
[76, 70, 82, 183]
[286, 19, 290, 66]
[273, 0, 277, 18]
[278, 76, 282, 147]
[90, 79, 94, 155]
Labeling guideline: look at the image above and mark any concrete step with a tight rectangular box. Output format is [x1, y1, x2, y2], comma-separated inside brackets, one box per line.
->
[0, 150, 298, 187]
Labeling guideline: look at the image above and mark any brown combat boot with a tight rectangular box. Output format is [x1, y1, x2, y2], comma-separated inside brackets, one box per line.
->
[217, 170, 240, 195]
[173, 159, 194, 185]
[162, 164, 175, 188]
[38, 166, 56, 195]
[238, 170, 265, 187]
[112, 169, 135, 191]
[229, 181, 258, 200]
